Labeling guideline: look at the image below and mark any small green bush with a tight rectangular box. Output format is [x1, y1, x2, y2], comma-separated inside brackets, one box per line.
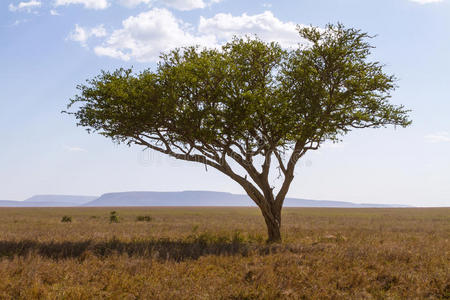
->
[61, 216, 72, 223]
[109, 211, 119, 223]
[136, 215, 152, 222]
[232, 230, 244, 244]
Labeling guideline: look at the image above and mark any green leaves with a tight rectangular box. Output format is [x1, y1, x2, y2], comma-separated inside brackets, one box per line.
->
[280, 24, 411, 143]
[66, 23, 411, 157]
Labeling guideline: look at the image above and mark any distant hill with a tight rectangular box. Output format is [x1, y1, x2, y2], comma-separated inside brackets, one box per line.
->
[84, 191, 408, 208]
[84, 191, 254, 207]
[0, 192, 409, 207]
[0, 200, 81, 207]
[0, 195, 97, 207]
[24, 195, 97, 205]
[0, 200, 25, 207]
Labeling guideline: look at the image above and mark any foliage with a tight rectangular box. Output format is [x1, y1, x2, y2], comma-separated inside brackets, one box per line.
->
[66, 24, 411, 242]
[136, 215, 152, 222]
[109, 211, 119, 223]
[60, 216, 72, 223]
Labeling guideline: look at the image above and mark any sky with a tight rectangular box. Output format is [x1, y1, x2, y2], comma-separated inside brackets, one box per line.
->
[1, 0, 449, 206]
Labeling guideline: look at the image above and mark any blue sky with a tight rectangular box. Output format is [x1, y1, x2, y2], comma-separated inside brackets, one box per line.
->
[1, 0, 449, 206]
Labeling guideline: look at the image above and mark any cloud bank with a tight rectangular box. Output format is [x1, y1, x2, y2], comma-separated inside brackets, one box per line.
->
[54, 0, 109, 10]
[68, 24, 107, 47]
[9, 0, 41, 12]
[89, 9, 303, 62]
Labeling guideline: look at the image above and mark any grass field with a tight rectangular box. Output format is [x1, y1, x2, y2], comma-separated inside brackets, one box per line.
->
[0, 207, 448, 299]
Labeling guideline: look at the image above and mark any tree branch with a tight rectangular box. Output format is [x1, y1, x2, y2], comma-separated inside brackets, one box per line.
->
[274, 151, 287, 175]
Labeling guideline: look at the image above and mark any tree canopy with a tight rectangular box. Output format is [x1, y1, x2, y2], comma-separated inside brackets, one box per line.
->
[66, 24, 411, 242]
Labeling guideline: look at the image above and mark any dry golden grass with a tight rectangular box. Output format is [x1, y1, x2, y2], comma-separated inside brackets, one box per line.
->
[0, 207, 448, 299]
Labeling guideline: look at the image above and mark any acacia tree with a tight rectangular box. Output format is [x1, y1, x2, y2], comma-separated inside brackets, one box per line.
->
[66, 24, 411, 242]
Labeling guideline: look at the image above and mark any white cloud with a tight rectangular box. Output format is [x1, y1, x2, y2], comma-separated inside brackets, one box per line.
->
[9, 0, 41, 12]
[425, 132, 450, 143]
[94, 8, 216, 61]
[118, 0, 221, 9]
[92, 9, 304, 62]
[68, 24, 107, 47]
[54, 0, 109, 10]
[64, 145, 87, 152]
[50, 9, 60, 15]
[409, 0, 443, 4]
[163, 0, 206, 10]
[9, 19, 29, 26]
[95, 47, 131, 61]
[118, 0, 152, 8]
[198, 11, 303, 48]
[90, 24, 107, 36]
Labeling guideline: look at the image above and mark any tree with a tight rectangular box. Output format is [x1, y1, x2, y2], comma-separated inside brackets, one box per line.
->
[66, 24, 411, 243]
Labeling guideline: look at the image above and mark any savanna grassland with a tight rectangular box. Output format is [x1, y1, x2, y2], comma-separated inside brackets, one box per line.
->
[0, 207, 448, 299]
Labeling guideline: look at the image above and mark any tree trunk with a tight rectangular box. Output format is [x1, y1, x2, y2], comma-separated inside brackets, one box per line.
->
[262, 206, 282, 243]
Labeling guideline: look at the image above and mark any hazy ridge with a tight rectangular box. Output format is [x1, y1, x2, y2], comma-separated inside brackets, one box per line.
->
[0, 191, 409, 208]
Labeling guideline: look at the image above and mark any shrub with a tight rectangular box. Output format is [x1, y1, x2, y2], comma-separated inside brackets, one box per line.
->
[136, 215, 152, 222]
[232, 230, 245, 244]
[61, 216, 72, 223]
[109, 211, 119, 223]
